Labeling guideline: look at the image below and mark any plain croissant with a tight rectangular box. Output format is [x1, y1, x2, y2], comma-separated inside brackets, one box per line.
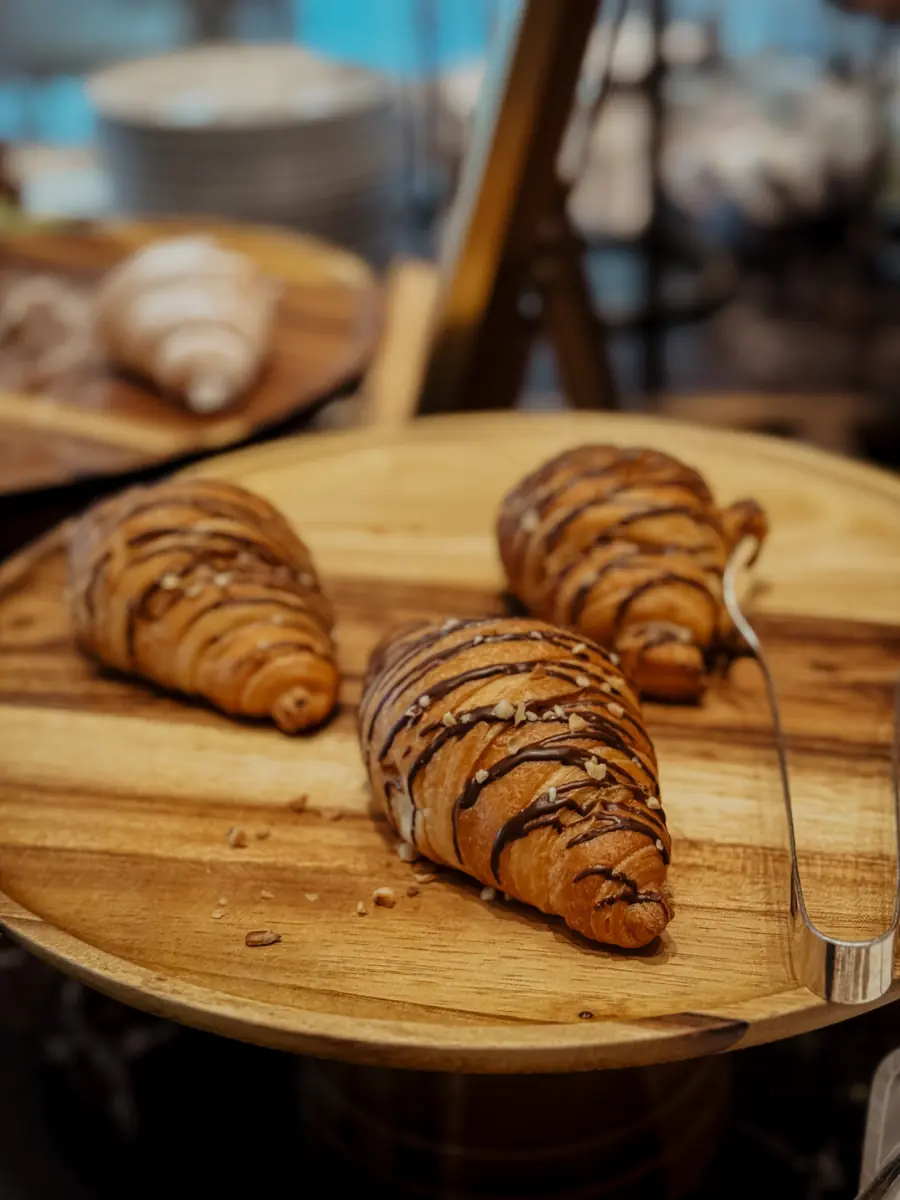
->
[497, 445, 767, 700]
[68, 477, 338, 731]
[360, 616, 671, 949]
[94, 235, 279, 414]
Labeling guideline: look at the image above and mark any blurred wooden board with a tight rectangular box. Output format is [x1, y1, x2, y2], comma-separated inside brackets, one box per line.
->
[0, 218, 380, 496]
[1, 412, 899, 1072]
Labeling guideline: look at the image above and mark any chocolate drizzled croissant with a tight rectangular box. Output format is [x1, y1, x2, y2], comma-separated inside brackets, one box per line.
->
[497, 446, 767, 700]
[68, 478, 338, 731]
[360, 616, 670, 949]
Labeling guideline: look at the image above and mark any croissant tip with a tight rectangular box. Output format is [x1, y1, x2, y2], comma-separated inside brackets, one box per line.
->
[272, 686, 333, 733]
[186, 376, 236, 414]
[623, 899, 670, 949]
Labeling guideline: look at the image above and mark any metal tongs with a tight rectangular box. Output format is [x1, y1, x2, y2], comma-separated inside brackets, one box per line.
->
[723, 537, 900, 1006]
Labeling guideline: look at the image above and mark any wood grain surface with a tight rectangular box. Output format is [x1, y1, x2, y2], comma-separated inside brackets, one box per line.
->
[1, 412, 899, 1073]
[0, 218, 380, 497]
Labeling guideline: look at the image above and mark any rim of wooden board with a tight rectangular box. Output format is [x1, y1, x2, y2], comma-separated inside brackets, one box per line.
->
[2, 410, 900, 1072]
[0, 216, 381, 498]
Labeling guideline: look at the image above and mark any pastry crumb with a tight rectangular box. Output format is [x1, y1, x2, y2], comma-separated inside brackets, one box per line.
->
[255, 826, 271, 840]
[406, 885, 420, 897]
[211, 908, 226, 920]
[607, 702, 625, 718]
[304, 893, 319, 902]
[217, 896, 228, 907]
[245, 930, 281, 947]
[288, 794, 309, 813]
[396, 843, 418, 863]
[480, 886, 497, 902]
[227, 827, 248, 849]
[514, 701, 527, 725]
[356, 901, 368, 916]
[373, 887, 396, 908]
[260, 889, 275, 900]
[413, 871, 439, 885]
[325, 809, 344, 822]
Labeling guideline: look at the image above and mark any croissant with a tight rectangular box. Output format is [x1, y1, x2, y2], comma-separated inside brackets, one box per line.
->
[68, 477, 338, 731]
[497, 445, 767, 700]
[360, 616, 670, 949]
[93, 235, 279, 414]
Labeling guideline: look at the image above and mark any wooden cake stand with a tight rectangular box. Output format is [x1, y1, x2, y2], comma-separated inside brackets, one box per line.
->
[1, 410, 898, 1075]
[0, 218, 380, 497]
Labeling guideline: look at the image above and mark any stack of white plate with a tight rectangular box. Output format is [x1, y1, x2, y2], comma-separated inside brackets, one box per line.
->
[87, 44, 403, 264]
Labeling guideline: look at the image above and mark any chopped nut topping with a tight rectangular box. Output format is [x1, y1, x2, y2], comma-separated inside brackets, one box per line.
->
[245, 930, 282, 947]
[554, 704, 566, 719]
[572, 642, 587, 656]
[260, 889, 275, 900]
[492, 699, 515, 719]
[529, 630, 543, 640]
[472, 635, 484, 646]
[601, 682, 613, 694]
[526, 711, 539, 722]
[159, 573, 180, 590]
[576, 674, 590, 688]
[227, 827, 248, 849]
[460, 713, 473, 723]
[609, 652, 620, 665]
[607, 702, 625, 719]
[441, 618, 461, 631]
[442, 711, 456, 727]
[405, 706, 420, 718]
[568, 713, 587, 733]
[547, 786, 558, 802]
[514, 701, 528, 725]
[356, 901, 368, 916]
[218, 896, 228, 907]
[255, 826, 271, 840]
[475, 769, 489, 784]
[299, 572, 315, 587]
[648, 796, 662, 810]
[213, 572, 232, 587]
[520, 509, 539, 532]
[480, 886, 497, 902]
[185, 584, 204, 598]
[304, 893, 319, 902]
[586, 759, 608, 782]
[396, 843, 418, 863]
[407, 885, 420, 897]
[418, 694, 431, 708]
[413, 871, 439, 884]
[655, 838, 665, 852]
[373, 887, 396, 908]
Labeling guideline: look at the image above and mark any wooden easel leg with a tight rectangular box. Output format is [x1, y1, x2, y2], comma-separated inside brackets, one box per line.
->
[536, 205, 617, 410]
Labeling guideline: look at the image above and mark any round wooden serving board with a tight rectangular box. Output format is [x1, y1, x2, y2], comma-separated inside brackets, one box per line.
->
[0, 218, 380, 496]
[1, 412, 899, 1073]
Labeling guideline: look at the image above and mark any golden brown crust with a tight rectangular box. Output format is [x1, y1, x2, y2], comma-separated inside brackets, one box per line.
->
[68, 478, 338, 731]
[359, 616, 671, 949]
[497, 445, 768, 700]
